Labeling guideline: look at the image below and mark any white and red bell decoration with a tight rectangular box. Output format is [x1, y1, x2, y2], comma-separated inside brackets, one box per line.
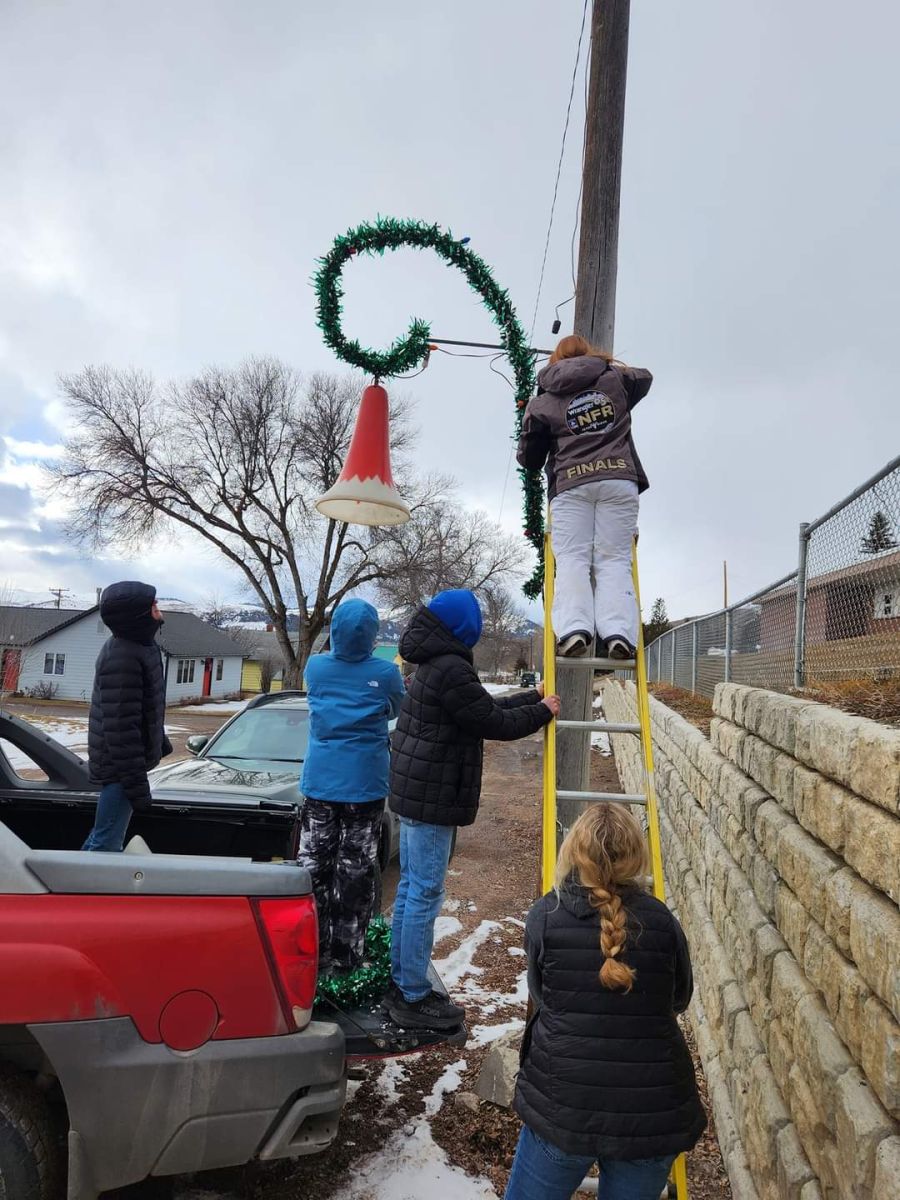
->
[315, 383, 411, 527]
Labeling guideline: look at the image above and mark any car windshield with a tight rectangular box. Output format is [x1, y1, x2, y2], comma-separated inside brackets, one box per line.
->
[206, 706, 310, 764]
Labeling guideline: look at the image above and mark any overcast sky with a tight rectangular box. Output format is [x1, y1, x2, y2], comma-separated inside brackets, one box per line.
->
[1, 0, 898, 619]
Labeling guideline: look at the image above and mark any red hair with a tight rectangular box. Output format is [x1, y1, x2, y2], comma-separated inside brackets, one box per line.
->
[548, 334, 613, 366]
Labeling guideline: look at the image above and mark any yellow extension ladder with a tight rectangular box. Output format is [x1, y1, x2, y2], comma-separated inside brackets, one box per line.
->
[540, 532, 690, 1200]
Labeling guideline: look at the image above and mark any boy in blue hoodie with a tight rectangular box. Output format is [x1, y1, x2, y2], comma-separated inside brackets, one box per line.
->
[300, 599, 405, 973]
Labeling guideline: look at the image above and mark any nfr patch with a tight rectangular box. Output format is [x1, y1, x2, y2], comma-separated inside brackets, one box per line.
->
[565, 391, 615, 435]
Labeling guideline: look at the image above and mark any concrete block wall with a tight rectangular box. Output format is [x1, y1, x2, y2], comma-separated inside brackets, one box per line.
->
[602, 680, 900, 1200]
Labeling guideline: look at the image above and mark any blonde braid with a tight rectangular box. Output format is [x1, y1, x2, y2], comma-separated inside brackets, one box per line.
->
[556, 803, 647, 994]
[594, 885, 635, 992]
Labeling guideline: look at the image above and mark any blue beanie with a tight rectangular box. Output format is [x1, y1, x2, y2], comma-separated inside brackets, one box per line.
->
[427, 589, 483, 648]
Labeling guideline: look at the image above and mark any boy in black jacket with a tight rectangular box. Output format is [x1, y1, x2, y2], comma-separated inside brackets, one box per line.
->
[388, 589, 560, 1029]
[83, 581, 172, 851]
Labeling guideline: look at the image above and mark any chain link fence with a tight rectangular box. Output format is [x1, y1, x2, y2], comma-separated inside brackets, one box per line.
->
[647, 456, 900, 701]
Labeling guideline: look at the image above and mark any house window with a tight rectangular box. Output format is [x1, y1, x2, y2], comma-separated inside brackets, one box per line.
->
[54, 654, 66, 676]
[44, 654, 54, 674]
[44, 653, 65, 676]
[177, 659, 196, 684]
[216, 659, 224, 681]
[874, 589, 899, 619]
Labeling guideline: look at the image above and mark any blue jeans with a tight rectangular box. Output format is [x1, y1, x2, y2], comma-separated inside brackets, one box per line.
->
[505, 1126, 675, 1200]
[390, 817, 455, 1001]
[82, 782, 132, 852]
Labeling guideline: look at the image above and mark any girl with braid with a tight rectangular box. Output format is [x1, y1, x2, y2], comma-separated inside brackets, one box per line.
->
[507, 804, 706, 1200]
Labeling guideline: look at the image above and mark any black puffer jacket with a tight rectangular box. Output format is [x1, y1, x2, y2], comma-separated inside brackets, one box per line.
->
[515, 883, 707, 1160]
[88, 581, 171, 812]
[389, 606, 553, 827]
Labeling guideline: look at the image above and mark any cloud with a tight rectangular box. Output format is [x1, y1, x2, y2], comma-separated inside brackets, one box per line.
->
[0, 0, 897, 619]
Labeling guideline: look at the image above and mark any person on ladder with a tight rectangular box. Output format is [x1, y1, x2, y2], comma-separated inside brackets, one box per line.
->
[517, 334, 653, 660]
[506, 804, 706, 1200]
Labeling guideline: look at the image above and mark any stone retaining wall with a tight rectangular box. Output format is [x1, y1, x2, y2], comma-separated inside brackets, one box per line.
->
[602, 679, 900, 1200]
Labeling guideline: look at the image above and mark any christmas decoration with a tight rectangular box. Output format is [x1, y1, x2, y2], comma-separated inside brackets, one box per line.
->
[316, 383, 411, 526]
[315, 915, 393, 1008]
[313, 217, 545, 596]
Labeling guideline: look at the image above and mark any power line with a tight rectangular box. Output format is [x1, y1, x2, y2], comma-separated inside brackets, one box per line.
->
[527, 0, 590, 343]
[500, 1, 589, 529]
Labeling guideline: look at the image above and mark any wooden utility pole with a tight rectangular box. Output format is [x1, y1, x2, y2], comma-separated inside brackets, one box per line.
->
[557, 0, 632, 822]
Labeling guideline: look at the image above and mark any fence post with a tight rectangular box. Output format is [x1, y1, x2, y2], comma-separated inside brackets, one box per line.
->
[670, 631, 676, 684]
[691, 622, 698, 694]
[724, 609, 733, 683]
[794, 521, 811, 689]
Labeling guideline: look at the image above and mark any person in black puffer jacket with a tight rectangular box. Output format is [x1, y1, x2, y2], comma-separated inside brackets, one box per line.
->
[507, 803, 706, 1200]
[83, 581, 172, 851]
[387, 589, 560, 1031]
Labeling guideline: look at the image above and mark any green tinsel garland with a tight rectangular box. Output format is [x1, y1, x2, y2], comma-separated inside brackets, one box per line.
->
[313, 216, 545, 597]
[315, 914, 393, 1008]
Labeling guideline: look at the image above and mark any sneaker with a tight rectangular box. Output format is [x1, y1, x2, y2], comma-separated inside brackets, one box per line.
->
[606, 637, 635, 661]
[558, 632, 592, 658]
[381, 981, 402, 1009]
[387, 989, 466, 1030]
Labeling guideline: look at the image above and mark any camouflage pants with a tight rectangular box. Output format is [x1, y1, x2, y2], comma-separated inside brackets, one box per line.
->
[297, 797, 383, 970]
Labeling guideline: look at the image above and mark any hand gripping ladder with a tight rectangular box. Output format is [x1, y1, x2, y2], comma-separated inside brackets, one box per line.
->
[540, 532, 690, 1200]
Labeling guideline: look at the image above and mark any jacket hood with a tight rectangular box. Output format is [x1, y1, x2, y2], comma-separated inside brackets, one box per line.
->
[399, 605, 474, 665]
[99, 581, 160, 645]
[427, 589, 483, 648]
[330, 598, 379, 662]
[537, 355, 611, 397]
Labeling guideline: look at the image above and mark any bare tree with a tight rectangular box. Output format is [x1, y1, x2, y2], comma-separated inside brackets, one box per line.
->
[0, 583, 39, 698]
[201, 593, 232, 630]
[51, 359, 521, 685]
[374, 484, 525, 619]
[475, 586, 528, 680]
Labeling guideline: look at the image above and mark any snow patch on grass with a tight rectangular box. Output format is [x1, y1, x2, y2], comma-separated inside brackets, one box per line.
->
[434, 915, 463, 946]
[376, 1055, 414, 1105]
[333, 1120, 495, 1199]
[424, 1059, 467, 1118]
[469, 1018, 525, 1048]
[433, 919, 502, 988]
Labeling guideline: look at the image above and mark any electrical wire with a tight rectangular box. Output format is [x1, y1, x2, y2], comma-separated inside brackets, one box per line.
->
[527, 0, 590, 343]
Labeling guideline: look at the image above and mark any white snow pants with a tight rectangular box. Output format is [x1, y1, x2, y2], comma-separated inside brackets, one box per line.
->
[550, 479, 640, 646]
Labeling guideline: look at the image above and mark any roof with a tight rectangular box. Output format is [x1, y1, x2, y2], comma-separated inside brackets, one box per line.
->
[760, 547, 900, 604]
[0, 606, 87, 647]
[157, 610, 245, 658]
[241, 626, 330, 660]
[0, 604, 244, 657]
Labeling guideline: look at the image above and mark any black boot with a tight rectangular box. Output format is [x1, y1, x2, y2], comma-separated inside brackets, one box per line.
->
[387, 989, 465, 1030]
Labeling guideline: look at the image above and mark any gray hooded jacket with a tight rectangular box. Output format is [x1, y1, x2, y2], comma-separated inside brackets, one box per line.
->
[516, 355, 653, 500]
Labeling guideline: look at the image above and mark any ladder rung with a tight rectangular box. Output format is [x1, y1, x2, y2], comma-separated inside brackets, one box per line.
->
[556, 790, 647, 805]
[556, 720, 641, 734]
[555, 656, 636, 670]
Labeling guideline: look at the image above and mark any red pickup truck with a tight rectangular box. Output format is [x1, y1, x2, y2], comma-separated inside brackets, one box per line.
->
[0, 819, 346, 1199]
[0, 710, 462, 1199]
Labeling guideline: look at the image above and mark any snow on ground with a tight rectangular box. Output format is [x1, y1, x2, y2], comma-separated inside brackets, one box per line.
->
[469, 1018, 525, 1048]
[590, 696, 611, 756]
[1, 715, 187, 772]
[433, 919, 502, 988]
[375, 1055, 412, 1106]
[170, 697, 251, 714]
[483, 683, 513, 695]
[424, 1059, 468, 1117]
[333, 1120, 496, 1200]
[433, 914, 463, 946]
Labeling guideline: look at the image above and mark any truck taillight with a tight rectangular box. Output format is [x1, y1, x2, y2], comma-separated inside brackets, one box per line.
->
[253, 896, 318, 1031]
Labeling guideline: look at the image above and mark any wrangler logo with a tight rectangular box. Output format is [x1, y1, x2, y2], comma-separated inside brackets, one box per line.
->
[565, 391, 615, 436]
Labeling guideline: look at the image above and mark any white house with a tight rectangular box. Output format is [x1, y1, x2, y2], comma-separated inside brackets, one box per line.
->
[0, 605, 245, 704]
